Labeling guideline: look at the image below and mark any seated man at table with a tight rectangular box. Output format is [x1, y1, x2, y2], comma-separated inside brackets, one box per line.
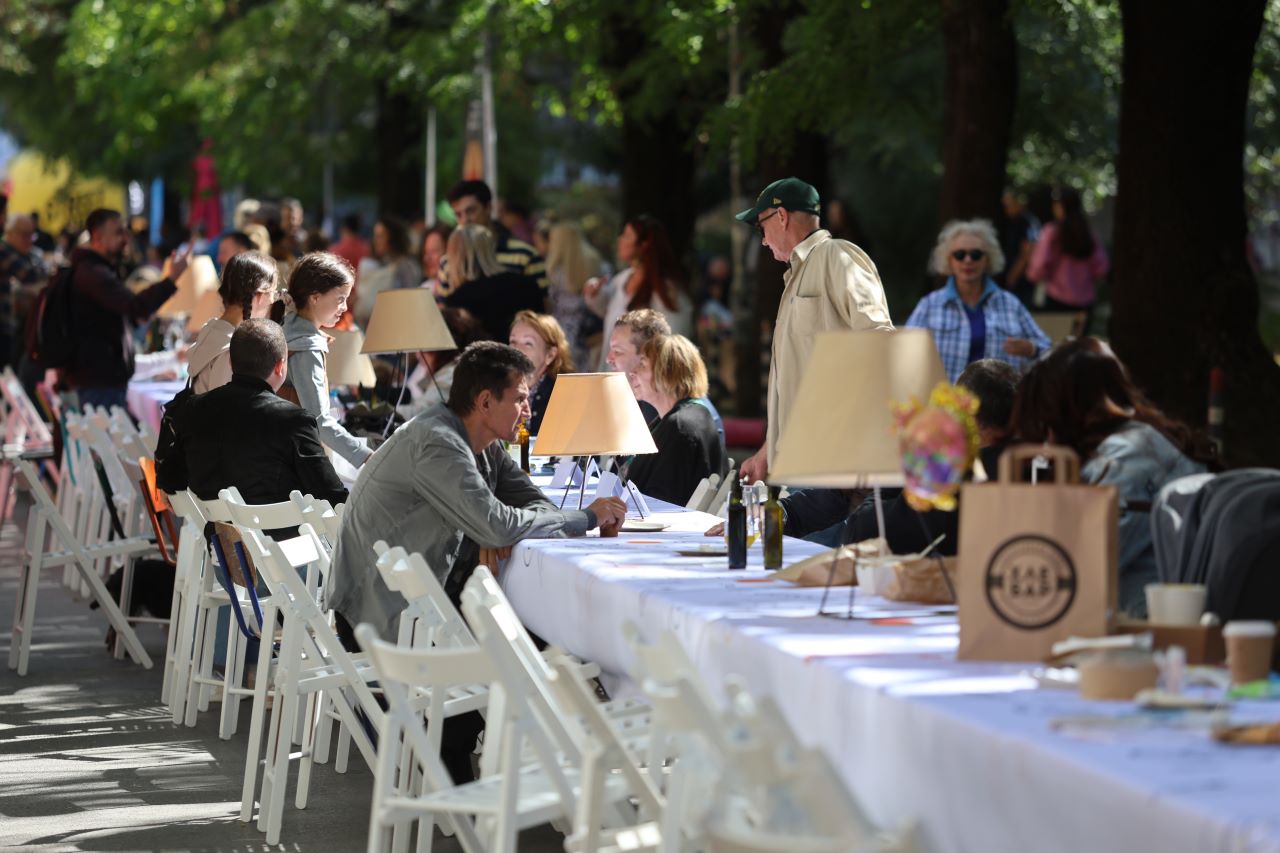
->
[157, 319, 349, 513]
[330, 340, 627, 638]
[328, 341, 625, 783]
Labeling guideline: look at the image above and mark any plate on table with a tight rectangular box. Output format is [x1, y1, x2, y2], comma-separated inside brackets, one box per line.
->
[621, 520, 669, 533]
[675, 544, 728, 557]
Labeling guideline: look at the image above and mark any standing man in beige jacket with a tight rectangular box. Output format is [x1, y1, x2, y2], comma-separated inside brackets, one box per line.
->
[737, 178, 894, 483]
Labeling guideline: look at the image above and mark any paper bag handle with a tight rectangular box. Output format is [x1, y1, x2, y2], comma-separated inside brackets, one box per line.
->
[996, 444, 1081, 485]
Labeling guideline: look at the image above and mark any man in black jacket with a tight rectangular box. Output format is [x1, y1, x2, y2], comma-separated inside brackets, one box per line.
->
[67, 208, 189, 410]
[158, 319, 348, 510]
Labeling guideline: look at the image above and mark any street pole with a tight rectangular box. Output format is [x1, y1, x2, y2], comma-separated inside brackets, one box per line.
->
[425, 105, 437, 225]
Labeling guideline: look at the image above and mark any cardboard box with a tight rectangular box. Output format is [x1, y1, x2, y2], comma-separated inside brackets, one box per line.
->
[1113, 619, 1225, 665]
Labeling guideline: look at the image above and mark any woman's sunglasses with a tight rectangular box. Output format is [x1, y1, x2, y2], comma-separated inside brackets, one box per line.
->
[951, 249, 986, 262]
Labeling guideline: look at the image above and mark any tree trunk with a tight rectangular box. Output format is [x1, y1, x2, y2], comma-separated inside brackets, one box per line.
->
[1112, 0, 1279, 467]
[938, 0, 1017, 224]
[374, 83, 423, 220]
[617, 110, 698, 264]
[730, 2, 832, 419]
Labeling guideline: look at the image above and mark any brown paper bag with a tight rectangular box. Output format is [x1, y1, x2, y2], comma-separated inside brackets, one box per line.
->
[957, 445, 1118, 661]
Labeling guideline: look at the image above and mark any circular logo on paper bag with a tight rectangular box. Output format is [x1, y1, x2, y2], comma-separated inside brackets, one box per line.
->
[984, 535, 1076, 630]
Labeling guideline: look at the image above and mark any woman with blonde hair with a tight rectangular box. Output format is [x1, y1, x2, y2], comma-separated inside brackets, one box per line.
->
[623, 333, 724, 505]
[508, 310, 574, 433]
[545, 222, 603, 369]
[443, 224, 544, 340]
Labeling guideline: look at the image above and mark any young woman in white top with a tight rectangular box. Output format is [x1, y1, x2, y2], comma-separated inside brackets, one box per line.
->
[186, 251, 279, 393]
[584, 214, 692, 368]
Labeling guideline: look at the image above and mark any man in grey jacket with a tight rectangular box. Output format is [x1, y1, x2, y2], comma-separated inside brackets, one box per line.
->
[329, 341, 627, 642]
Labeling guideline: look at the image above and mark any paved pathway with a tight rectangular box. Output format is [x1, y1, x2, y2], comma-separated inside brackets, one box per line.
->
[0, 500, 561, 852]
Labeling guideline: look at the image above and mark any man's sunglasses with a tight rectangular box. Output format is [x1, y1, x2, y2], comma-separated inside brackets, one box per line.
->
[951, 249, 986, 262]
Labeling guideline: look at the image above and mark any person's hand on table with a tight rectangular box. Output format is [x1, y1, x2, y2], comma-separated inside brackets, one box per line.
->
[1003, 337, 1036, 358]
[739, 446, 768, 483]
[705, 521, 725, 537]
[479, 545, 513, 574]
[586, 496, 627, 530]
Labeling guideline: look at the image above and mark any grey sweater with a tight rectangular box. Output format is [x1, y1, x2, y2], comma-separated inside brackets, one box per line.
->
[281, 311, 372, 468]
[328, 403, 596, 638]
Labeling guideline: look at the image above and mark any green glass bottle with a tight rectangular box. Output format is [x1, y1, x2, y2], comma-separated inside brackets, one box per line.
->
[727, 477, 747, 569]
[763, 485, 784, 570]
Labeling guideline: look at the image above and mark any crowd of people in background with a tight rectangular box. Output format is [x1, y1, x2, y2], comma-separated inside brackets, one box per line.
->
[0, 171, 1216, 781]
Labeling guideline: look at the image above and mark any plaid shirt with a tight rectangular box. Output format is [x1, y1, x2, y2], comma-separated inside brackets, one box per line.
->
[905, 277, 1052, 382]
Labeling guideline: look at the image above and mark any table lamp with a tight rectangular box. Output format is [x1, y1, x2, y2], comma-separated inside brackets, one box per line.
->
[327, 328, 377, 388]
[768, 328, 947, 617]
[533, 372, 658, 510]
[156, 255, 220, 331]
[360, 288, 457, 435]
[1031, 311, 1084, 344]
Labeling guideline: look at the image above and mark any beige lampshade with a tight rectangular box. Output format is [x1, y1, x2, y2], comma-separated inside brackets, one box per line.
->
[327, 328, 378, 388]
[185, 289, 224, 335]
[361, 288, 456, 354]
[1031, 311, 1084, 344]
[157, 255, 219, 319]
[769, 328, 947, 487]
[533, 373, 658, 457]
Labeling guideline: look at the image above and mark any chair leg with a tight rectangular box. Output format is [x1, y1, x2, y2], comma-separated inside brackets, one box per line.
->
[367, 719, 396, 853]
[113, 558, 135, 660]
[312, 692, 335, 766]
[219, 622, 243, 739]
[263, 682, 299, 845]
[9, 507, 45, 674]
[240, 608, 276, 823]
[295, 691, 320, 809]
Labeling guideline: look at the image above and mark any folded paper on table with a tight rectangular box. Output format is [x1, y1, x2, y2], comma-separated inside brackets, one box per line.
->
[883, 557, 958, 604]
[772, 539, 887, 587]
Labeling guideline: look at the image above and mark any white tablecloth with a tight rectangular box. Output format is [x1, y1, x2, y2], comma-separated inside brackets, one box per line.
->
[501, 485, 1280, 853]
[126, 379, 186, 434]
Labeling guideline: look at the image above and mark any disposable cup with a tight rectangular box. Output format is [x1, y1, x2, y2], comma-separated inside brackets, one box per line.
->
[1145, 583, 1207, 626]
[1223, 621, 1276, 685]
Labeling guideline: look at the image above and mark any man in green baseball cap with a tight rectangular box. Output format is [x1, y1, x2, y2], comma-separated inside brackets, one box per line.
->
[735, 176, 894, 484]
[735, 176, 822, 225]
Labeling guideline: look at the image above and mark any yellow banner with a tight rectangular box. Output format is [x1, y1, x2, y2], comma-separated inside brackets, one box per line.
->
[3, 151, 125, 235]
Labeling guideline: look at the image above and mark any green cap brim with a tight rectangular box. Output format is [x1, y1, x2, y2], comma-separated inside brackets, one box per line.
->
[735, 204, 764, 223]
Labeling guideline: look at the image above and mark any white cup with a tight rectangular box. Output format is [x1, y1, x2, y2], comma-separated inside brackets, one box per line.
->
[1145, 583, 1207, 626]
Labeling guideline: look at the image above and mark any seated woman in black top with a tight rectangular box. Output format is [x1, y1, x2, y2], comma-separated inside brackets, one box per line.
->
[442, 224, 545, 341]
[508, 310, 574, 434]
[624, 333, 724, 506]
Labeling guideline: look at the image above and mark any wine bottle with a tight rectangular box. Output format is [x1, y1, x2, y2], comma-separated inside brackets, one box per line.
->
[763, 485, 783, 570]
[727, 477, 747, 570]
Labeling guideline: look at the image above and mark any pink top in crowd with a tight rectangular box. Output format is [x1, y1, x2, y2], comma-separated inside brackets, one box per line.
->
[1027, 221, 1110, 307]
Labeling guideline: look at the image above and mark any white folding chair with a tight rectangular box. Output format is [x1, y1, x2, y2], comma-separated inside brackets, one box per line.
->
[459, 567, 639, 852]
[224, 495, 382, 845]
[6, 456, 153, 675]
[685, 474, 720, 512]
[708, 467, 737, 517]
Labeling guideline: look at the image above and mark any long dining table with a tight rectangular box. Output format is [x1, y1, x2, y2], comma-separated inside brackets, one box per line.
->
[500, 479, 1280, 853]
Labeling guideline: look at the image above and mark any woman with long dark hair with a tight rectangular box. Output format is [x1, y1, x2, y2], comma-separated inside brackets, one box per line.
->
[1011, 337, 1214, 616]
[584, 214, 692, 368]
[1027, 187, 1110, 325]
[187, 251, 279, 393]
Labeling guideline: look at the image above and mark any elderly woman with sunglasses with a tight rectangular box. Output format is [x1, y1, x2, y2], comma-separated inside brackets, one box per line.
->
[906, 219, 1052, 382]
